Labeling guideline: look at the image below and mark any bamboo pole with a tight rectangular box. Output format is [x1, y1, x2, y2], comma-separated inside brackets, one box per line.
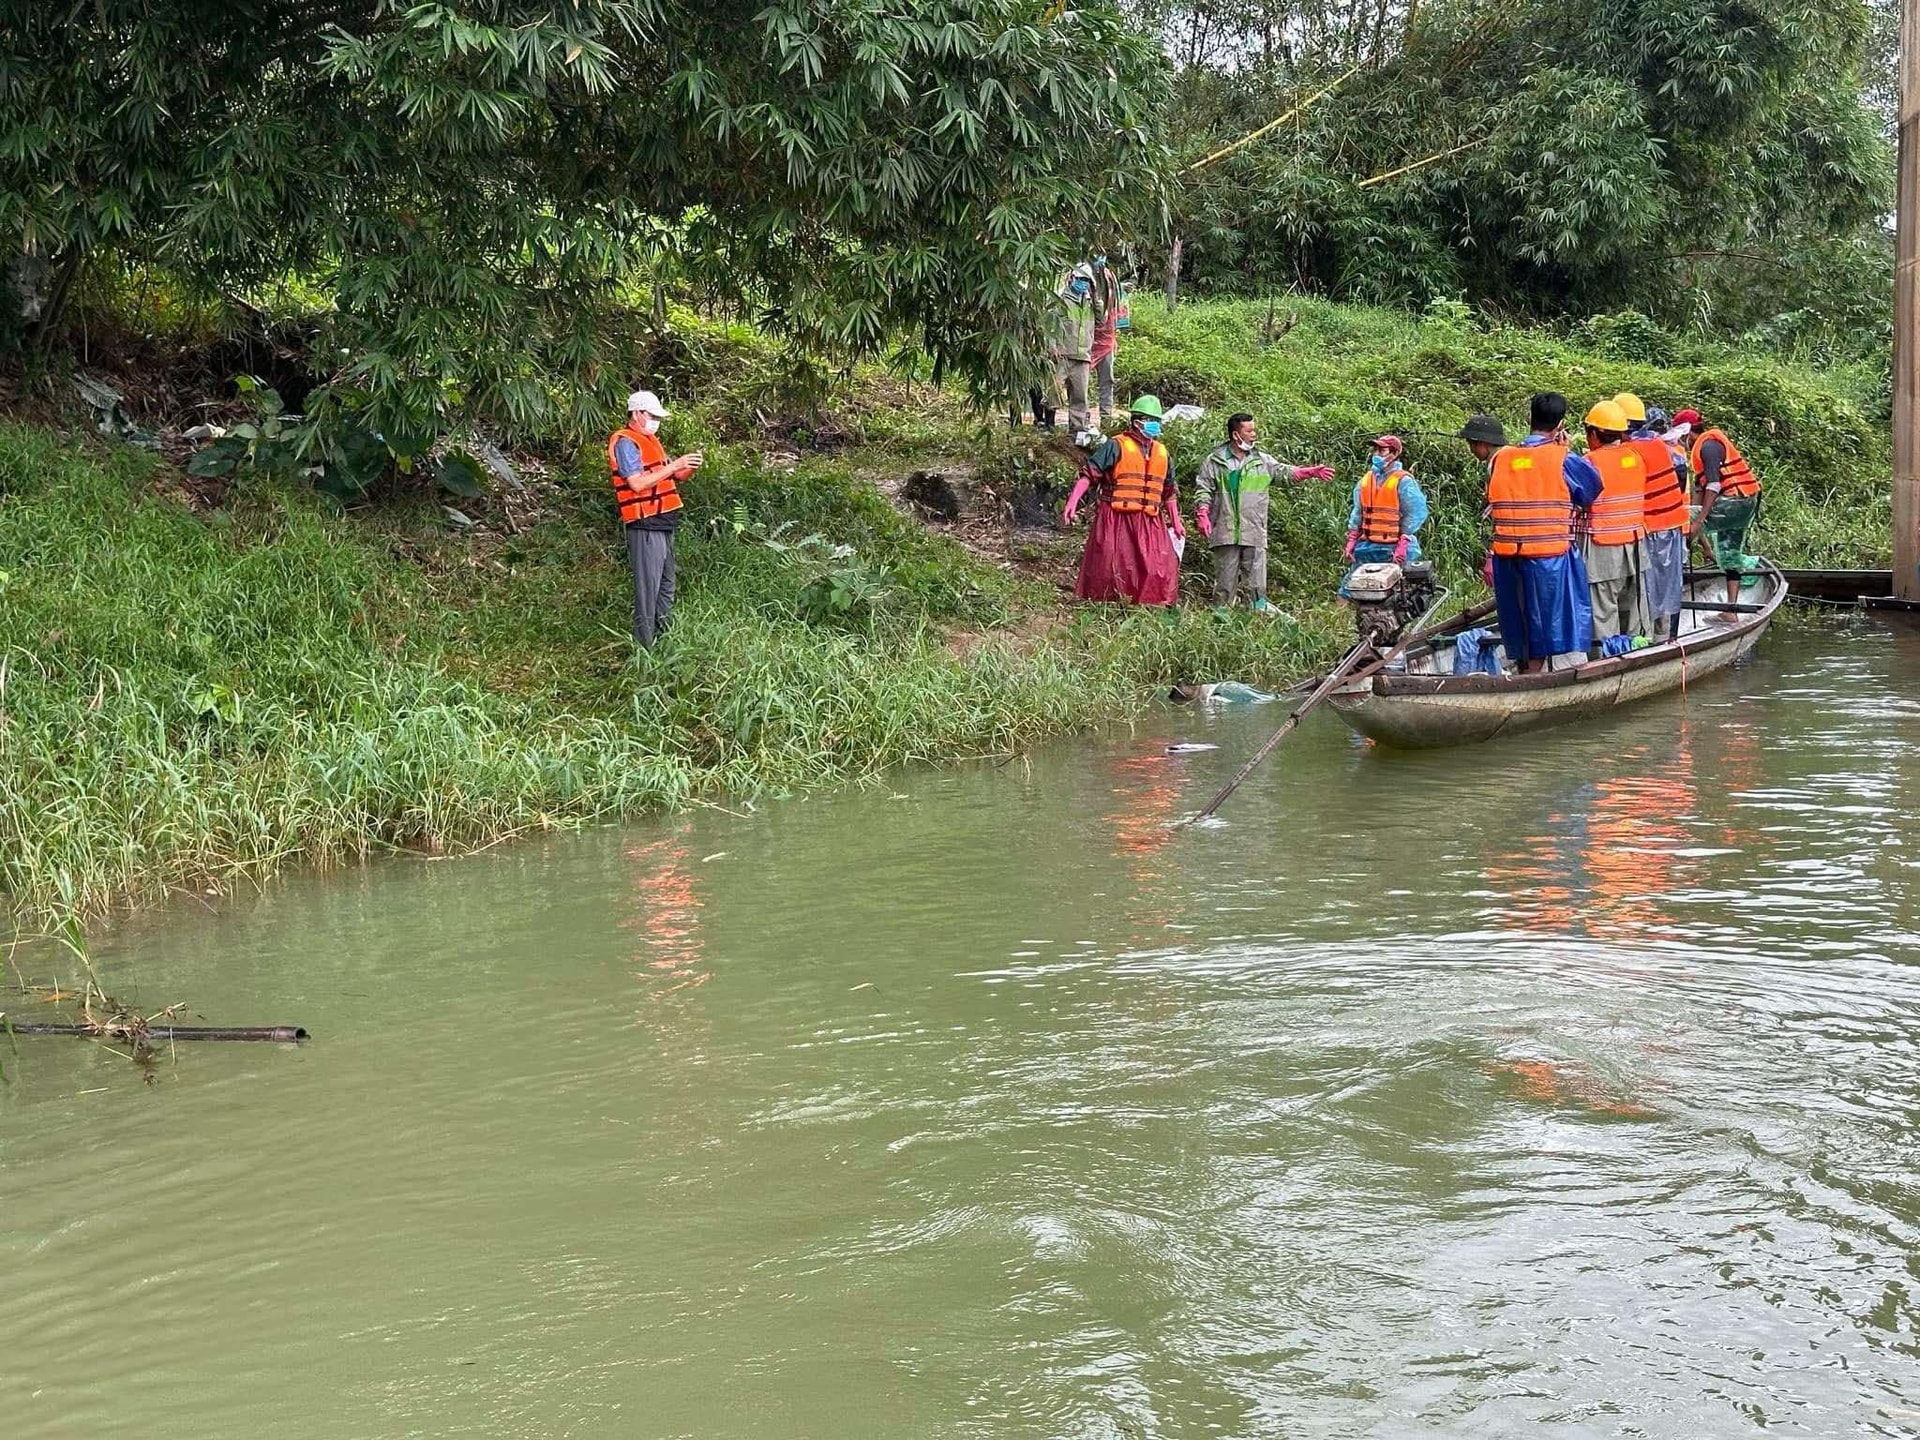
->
[1183, 597, 1497, 824]
[1178, 67, 1362, 176]
[1898, 0, 1919, 599]
[1355, 136, 1488, 190]
[4, 1023, 308, 1041]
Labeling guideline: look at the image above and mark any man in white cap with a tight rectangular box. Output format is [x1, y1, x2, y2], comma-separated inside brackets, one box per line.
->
[608, 389, 702, 646]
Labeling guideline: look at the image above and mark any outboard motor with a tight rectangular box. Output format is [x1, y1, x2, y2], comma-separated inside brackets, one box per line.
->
[1343, 561, 1439, 645]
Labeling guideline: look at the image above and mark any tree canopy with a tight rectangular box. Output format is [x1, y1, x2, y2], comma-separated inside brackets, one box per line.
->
[2, 1, 1168, 458]
[1140, 0, 1893, 351]
[1, 0, 1896, 470]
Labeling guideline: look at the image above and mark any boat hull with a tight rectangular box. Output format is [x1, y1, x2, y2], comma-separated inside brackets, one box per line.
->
[1327, 566, 1784, 749]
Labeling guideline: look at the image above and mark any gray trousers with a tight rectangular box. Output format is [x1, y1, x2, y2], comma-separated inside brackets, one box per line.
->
[1213, 543, 1267, 603]
[626, 525, 676, 646]
[1584, 537, 1647, 644]
[1094, 352, 1115, 413]
[1051, 357, 1090, 433]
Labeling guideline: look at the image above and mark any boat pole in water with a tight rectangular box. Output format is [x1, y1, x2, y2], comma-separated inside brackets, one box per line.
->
[1184, 597, 1498, 825]
[1898, 0, 1918, 601]
[1185, 640, 1379, 823]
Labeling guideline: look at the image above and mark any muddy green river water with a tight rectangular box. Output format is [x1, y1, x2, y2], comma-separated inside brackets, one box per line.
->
[3, 617, 1919, 1438]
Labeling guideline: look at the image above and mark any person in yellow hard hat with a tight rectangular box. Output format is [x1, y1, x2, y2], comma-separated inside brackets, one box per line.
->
[1614, 392, 1689, 640]
[1579, 399, 1648, 651]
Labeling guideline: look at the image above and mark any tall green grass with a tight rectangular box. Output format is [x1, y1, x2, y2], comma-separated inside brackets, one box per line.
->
[0, 424, 1339, 934]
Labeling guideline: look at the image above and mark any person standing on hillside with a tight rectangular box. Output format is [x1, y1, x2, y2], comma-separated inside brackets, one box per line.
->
[1342, 434, 1428, 580]
[1194, 412, 1334, 611]
[1089, 256, 1123, 424]
[1063, 394, 1182, 606]
[1047, 265, 1096, 436]
[1676, 407, 1761, 619]
[1485, 393, 1600, 673]
[609, 389, 702, 647]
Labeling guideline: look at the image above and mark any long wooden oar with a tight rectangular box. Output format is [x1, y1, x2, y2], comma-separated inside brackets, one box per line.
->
[1183, 598, 1498, 825]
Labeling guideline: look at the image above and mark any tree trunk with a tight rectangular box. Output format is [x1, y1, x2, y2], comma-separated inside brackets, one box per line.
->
[27, 246, 84, 354]
[1165, 237, 1183, 311]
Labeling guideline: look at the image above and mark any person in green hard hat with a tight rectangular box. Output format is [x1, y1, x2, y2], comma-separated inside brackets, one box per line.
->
[1062, 394, 1183, 605]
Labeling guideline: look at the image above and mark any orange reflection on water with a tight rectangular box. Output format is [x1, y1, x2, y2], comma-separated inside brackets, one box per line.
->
[1485, 729, 1702, 940]
[1487, 1058, 1656, 1118]
[1098, 751, 1187, 945]
[1487, 812, 1583, 934]
[1104, 752, 1183, 866]
[620, 831, 709, 995]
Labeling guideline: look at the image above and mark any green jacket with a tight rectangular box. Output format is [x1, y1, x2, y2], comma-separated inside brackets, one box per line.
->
[1048, 288, 1095, 363]
[1194, 442, 1286, 547]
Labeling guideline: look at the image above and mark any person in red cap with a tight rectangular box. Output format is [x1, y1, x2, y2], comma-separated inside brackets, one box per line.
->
[1342, 435, 1428, 586]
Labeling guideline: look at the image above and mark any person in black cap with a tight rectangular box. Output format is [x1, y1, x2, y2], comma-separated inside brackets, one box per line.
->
[1458, 413, 1507, 463]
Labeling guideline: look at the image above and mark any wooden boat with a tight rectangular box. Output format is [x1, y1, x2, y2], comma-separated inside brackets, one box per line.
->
[1327, 563, 1787, 748]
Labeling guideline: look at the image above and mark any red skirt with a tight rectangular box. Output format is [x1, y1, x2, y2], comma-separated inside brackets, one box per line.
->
[1075, 503, 1180, 606]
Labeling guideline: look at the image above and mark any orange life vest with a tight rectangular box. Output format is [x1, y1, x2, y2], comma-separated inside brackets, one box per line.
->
[1689, 428, 1756, 499]
[1585, 443, 1647, 546]
[607, 425, 684, 524]
[1488, 443, 1573, 559]
[1107, 432, 1170, 514]
[1633, 437, 1687, 533]
[1358, 466, 1406, 544]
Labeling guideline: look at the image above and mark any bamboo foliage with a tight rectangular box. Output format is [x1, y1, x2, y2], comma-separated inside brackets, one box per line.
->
[0, 2, 1170, 455]
[1134, 0, 1894, 344]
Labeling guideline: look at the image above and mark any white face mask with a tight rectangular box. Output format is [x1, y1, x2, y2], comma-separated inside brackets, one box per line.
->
[1233, 435, 1253, 454]
[633, 413, 660, 436]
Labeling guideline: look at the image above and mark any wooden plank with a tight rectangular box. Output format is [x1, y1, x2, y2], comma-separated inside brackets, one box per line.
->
[1777, 568, 1893, 600]
[1897, 0, 1919, 599]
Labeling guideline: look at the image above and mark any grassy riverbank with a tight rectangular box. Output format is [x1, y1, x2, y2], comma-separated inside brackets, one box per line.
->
[0, 293, 1890, 936]
[0, 422, 1341, 936]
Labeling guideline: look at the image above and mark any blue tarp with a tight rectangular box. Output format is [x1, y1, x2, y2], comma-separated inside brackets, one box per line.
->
[1490, 551, 1591, 664]
[1452, 628, 1505, 676]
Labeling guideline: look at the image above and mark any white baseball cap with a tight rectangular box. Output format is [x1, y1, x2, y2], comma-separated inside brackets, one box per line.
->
[626, 389, 669, 418]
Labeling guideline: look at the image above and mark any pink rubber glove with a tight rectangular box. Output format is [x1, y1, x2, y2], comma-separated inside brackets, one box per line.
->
[1344, 528, 1359, 560]
[1482, 554, 1495, 587]
[1167, 505, 1186, 540]
[1196, 507, 1212, 540]
[1062, 474, 1091, 526]
[1392, 536, 1409, 565]
[1293, 464, 1335, 482]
